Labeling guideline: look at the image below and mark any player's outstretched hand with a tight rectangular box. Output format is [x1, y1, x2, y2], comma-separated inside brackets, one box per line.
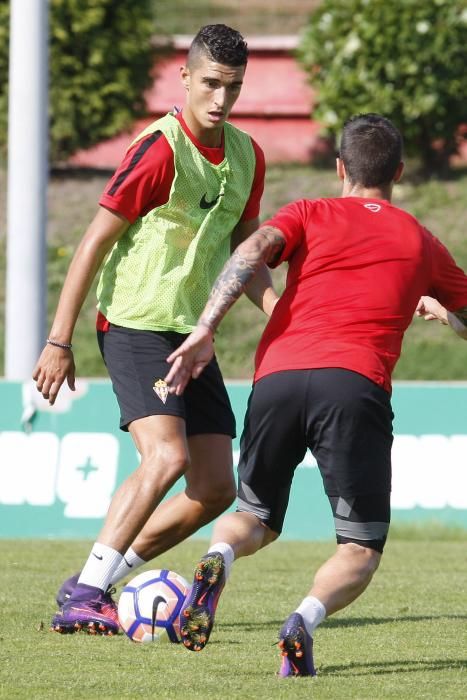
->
[165, 325, 214, 396]
[415, 295, 447, 323]
[32, 345, 76, 405]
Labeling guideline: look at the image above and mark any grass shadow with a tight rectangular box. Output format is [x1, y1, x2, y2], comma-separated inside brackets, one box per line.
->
[325, 613, 467, 628]
[322, 657, 467, 677]
[218, 612, 467, 634]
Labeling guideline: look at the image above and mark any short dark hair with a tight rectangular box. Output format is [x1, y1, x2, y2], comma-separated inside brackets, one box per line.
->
[188, 24, 248, 68]
[339, 114, 403, 187]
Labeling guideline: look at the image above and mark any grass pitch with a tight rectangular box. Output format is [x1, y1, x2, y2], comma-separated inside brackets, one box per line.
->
[1, 533, 466, 699]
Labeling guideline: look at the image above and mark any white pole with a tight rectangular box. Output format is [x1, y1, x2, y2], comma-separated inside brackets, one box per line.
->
[5, 0, 48, 380]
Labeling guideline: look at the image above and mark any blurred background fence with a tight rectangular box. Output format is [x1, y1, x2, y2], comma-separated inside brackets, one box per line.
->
[152, 0, 318, 35]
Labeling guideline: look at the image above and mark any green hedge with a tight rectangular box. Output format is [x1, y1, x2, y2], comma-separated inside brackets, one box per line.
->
[0, 0, 157, 162]
[297, 0, 467, 172]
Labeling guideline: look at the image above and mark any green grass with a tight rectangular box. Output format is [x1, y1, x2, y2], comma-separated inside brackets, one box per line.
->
[0, 164, 467, 380]
[0, 534, 466, 698]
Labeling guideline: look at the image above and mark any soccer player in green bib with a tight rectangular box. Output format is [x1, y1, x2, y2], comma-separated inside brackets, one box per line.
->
[33, 24, 276, 635]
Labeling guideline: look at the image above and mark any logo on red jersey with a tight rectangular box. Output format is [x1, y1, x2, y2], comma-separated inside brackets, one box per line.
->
[364, 203, 382, 213]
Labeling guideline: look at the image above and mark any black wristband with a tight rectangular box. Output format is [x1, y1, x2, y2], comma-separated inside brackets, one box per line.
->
[46, 338, 73, 350]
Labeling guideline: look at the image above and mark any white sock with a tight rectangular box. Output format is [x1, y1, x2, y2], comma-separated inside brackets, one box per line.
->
[208, 542, 235, 580]
[78, 543, 124, 592]
[110, 547, 147, 585]
[295, 596, 327, 636]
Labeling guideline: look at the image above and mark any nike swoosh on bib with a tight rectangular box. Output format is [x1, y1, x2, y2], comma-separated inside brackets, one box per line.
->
[200, 192, 223, 209]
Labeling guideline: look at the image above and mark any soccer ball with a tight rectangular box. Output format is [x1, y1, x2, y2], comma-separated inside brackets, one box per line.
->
[118, 569, 189, 643]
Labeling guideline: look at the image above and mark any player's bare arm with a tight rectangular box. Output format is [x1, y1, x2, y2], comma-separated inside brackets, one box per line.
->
[416, 296, 467, 340]
[165, 226, 285, 394]
[32, 207, 129, 405]
[231, 219, 280, 317]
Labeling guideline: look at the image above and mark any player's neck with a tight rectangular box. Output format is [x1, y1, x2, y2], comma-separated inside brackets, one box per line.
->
[181, 108, 224, 148]
[342, 181, 393, 202]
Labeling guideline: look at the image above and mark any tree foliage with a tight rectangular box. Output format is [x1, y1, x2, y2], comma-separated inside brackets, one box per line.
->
[297, 0, 467, 172]
[0, 0, 157, 162]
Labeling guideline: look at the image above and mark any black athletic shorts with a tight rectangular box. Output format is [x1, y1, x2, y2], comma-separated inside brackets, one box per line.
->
[236, 368, 393, 551]
[97, 324, 236, 437]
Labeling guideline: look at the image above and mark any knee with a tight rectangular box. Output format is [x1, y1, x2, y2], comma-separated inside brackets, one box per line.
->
[139, 444, 189, 491]
[188, 479, 236, 516]
[203, 485, 236, 515]
[340, 542, 382, 577]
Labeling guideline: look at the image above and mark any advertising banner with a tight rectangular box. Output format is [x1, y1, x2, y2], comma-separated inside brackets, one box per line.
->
[0, 380, 466, 539]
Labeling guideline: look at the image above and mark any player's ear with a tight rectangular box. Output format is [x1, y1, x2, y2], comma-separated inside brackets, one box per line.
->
[336, 157, 345, 181]
[394, 161, 404, 183]
[180, 66, 190, 91]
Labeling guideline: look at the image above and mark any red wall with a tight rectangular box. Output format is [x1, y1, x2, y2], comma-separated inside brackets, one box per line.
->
[69, 36, 323, 168]
[68, 35, 467, 170]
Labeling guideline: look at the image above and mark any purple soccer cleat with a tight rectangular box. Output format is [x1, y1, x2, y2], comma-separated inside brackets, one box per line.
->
[278, 612, 317, 677]
[55, 573, 119, 627]
[179, 552, 225, 651]
[51, 584, 120, 636]
[56, 572, 80, 607]
[99, 586, 119, 626]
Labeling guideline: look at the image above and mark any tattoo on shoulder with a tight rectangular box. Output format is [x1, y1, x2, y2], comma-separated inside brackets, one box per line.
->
[258, 226, 286, 265]
[454, 306, 467, 327]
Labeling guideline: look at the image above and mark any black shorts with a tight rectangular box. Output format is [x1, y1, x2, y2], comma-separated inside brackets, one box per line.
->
[97, 324, 236, 437]
[236, 368, 393, 550]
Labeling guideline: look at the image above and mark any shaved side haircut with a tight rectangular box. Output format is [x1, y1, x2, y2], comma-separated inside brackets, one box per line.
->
[187, 24, 248, 68]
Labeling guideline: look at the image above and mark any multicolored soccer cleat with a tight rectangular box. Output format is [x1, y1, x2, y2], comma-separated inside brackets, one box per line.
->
[278, 612, 317, 677]
[51, 585, 120, 636]
[100, 586, 119, 626]
[179, 552, 225, 651]
[55, 574, 119, 626]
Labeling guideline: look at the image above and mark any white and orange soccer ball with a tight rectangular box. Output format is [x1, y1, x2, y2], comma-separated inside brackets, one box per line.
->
[118, 569, 190, 643]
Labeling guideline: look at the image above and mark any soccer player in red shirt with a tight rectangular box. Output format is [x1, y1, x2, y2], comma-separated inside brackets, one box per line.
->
[165, 114, 467, 675]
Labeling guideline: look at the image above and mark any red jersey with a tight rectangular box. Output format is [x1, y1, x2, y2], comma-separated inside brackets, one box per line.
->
[255, 197, 467, 392]
[99, 112, 265, 224]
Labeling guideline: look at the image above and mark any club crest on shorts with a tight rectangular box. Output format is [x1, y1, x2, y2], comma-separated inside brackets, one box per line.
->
[153, 379, 169, 404]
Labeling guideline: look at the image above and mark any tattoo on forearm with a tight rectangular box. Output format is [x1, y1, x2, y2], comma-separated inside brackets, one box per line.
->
[202, 250, 258, 330]
[453, 306, 467, 327]
[200, 227, 285, 331]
